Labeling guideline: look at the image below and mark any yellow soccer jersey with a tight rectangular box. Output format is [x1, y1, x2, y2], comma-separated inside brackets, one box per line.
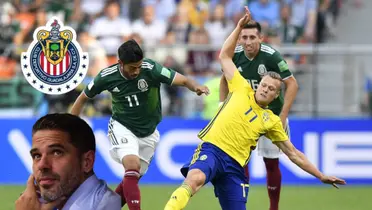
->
[198, 70, 288, 166]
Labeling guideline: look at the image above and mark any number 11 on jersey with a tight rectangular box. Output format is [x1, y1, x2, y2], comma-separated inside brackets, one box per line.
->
[245, 106, 257, 122]
[125, 94, 139, 107]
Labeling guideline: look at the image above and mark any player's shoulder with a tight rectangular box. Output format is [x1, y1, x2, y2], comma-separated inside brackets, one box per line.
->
[233, 45, 245, 62]
[234, 45, 244, 54]
[99, 63, 119, 78]
[142, 58, 157, 71]
[260, 43, 279, 56]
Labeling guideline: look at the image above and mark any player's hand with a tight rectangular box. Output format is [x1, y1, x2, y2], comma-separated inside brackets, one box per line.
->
[15, 174, 66, 210]
[238, 6, 251, 28]
[320, 175, 346, 189]
[195, 85, 210, 96]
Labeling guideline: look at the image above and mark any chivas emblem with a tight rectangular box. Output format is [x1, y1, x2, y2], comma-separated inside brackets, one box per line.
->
[21, 17, 88, 95]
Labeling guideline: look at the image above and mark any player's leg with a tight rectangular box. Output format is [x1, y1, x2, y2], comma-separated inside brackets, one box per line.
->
[108, 118, 142, 210]
[114, 181, 126, 206]
[257, 119, 290, 210]
[114, 129, 159, 207]
[165, 143, 220, 210]
[117, 128, 158, 206]
[258, 136, 281, 210]
[122, 154, 141, 210]
[137, 129, 160, 176]
[244, 164, 250, 185]
[215, 180, 249, 210]
[214, 158, 249, 210]
[263, 156, 281, 210]
[165, 168, 206, 210]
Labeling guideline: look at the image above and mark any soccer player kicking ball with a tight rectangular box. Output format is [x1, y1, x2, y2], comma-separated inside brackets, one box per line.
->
[164, 7, 346, 210]
[70, 39, 209, 210]
[219, 8, 299, 210]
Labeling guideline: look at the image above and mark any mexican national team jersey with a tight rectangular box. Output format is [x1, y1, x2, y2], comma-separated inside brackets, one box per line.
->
[84, 58, 176, 137]
[233, 43, 292, 115]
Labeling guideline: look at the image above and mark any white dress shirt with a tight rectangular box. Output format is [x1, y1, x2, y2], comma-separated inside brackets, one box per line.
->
[61, 174, 121, 210]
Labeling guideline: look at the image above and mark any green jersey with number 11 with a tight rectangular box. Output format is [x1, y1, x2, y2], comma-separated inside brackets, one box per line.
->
[233, 43, 292, 115]
[84, 58, 176, 137]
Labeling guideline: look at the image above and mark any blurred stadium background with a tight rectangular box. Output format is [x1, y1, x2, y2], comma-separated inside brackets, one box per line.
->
[0, 0, 371, 209]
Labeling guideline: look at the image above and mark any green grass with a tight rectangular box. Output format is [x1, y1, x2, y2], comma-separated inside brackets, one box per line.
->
[3, 185, 370, 210]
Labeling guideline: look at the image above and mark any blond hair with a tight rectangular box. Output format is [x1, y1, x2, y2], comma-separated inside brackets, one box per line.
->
[262, 71, 283, 92]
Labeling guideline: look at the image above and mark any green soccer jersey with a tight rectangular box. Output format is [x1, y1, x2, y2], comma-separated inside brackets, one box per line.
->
[232, 43, 292, 115]
[84, 58, 176, 137]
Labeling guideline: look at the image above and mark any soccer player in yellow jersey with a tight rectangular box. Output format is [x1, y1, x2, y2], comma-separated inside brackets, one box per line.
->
[164, 7, 346, 210]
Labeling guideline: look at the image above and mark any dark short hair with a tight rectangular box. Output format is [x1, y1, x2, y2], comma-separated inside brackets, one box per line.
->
[32, 113, 96, 155]
[118, 39, 144, 64]
[242, 21, 262, 34]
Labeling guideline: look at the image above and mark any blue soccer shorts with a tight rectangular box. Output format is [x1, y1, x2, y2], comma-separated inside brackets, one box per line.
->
[181, 142, 249, 210]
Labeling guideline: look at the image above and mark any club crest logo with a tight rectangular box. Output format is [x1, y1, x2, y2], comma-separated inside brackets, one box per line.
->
[137, 79, 148, 92]
[200, 155, 208, 161]
[258, 64, 267, 76]
[21, 17, 88, 95]
[263, 112, 270, 122]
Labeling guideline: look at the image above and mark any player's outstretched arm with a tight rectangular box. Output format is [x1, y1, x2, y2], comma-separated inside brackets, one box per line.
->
[274, 140, 346, 188]
[172, 73, 210, 96]
[219, 6, 250, 81]
[70, 91, 89, 115]
[70, 73, 105, 115]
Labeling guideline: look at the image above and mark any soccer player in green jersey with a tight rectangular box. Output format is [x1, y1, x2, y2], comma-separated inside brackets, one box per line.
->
[70, 40, 209, 210]
[219, 20, 299, 210]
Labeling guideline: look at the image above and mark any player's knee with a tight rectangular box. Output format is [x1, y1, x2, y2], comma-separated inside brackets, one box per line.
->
[122, 154, 141, 172]
[139, 160, 149, 176]
[185, 169, 206, 191]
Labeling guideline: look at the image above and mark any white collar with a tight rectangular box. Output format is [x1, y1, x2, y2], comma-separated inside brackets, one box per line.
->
[61, 174, 101, 210]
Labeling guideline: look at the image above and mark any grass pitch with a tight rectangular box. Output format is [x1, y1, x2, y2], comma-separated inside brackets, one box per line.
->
[2, 185, 370, 210]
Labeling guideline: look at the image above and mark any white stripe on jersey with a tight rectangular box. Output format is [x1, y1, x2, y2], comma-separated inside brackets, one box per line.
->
[261, 44, 275, 51]
[142, 62, 154, 69]
[101, 70, 117, 77]
[101, 69, 117, 76]
[101, 66, 118, 77]
[142, 65, 153, 70]
[261, 46, 275, 52]
[260, 49, 275, 55]
[261, 48, 274, 53]
[260, 45, 275, 54]
[142, 61, 154, 66]
[234, 45, 244, 52]
[101, 66, 117, 74]
[235, 45, 243, 50]
[102, 65, 116, 72]
[141, 64, 154, 68]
